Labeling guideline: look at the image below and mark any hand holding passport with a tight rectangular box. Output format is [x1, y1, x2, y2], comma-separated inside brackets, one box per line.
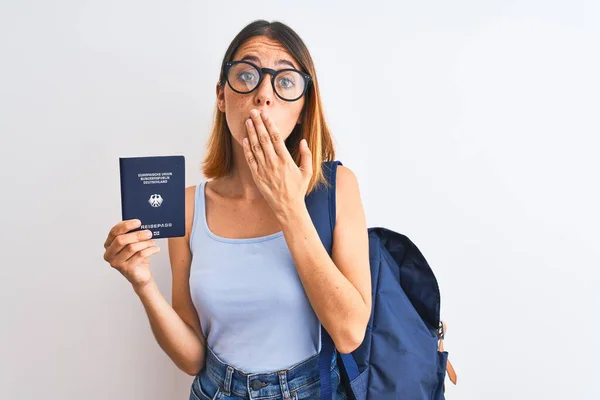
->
[119, 155, 186, 239]
[102, 219, 160, 289]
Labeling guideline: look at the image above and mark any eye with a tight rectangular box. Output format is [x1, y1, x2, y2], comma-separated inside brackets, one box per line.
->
[278, 76, 295, 88]
[238, 72, 257, 83]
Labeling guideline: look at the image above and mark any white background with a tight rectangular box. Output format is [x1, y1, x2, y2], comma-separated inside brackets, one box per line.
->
[1, 1, 598, 399]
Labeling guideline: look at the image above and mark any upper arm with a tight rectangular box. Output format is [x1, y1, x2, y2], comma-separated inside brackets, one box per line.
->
[167, 185, 205, 343]
[331, 165, 372, 314]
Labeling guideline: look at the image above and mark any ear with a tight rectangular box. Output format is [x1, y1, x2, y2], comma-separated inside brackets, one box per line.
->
[216, 82, 225, 113]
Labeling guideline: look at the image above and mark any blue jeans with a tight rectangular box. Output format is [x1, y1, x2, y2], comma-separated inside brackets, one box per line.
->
[190, 345, 348, 400]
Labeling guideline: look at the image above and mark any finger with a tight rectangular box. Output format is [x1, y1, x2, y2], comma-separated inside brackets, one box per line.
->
[245, 113, 266, 168]
[242, 136, 259, 175]
[104, 219, 141, 249]
[119, 240, 160, 267]
[299, 139, 313, 178]
[260, 111, 288, 161]
[104, 229, 153, 263]
[251, 110, 278, 166]
[110, 238, 157, 267]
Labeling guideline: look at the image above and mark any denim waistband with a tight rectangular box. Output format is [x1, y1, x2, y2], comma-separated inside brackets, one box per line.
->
[203, 345, 338, 399]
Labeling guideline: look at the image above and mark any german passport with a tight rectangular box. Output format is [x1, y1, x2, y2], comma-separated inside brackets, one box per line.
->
[119, 155, 185, 238]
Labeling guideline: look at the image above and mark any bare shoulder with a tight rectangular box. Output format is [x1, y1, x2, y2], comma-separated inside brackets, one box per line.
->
[335, 164, 359, 187]
[334, 165, 362, 225]
[167, 184, 196, 272]
[184, 185, 197, 243]
[167, 185, 197, 247]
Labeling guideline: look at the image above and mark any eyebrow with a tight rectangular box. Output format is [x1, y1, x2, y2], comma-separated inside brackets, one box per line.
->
[240, 55, 297, 69]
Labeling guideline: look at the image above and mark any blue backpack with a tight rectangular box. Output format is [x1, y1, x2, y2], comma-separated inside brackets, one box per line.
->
[304, 160, 456, 400]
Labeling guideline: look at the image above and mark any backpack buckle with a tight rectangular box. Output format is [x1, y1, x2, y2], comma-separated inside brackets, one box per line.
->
[436, 320, 445, 340]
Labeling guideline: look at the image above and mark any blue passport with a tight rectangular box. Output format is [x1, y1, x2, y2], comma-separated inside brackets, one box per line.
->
[119, 155, 185, 239]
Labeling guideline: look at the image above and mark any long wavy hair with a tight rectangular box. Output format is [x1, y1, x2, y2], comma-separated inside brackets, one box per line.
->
[201, 19, 336, 194]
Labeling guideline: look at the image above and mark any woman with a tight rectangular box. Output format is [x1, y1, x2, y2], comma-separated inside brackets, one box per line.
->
[103, 19, 371, 400]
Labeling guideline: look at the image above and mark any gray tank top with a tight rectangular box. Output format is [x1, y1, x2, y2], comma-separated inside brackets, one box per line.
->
[189, 181, 322, 373]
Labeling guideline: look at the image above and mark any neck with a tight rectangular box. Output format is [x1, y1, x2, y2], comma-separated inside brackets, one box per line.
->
[219, 140, 264, 201]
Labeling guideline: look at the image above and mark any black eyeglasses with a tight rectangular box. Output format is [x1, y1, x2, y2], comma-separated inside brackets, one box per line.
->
[222, 60, 312, 102]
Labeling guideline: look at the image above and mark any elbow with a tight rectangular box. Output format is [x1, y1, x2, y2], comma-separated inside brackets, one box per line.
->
[334, 323, 367, 354]
[183, 367, 199, 377]
[334, 308, 370, 354]
[182, 364, 201, 377]
[179, 338, 207, 376]
[180, 359, 205, 377]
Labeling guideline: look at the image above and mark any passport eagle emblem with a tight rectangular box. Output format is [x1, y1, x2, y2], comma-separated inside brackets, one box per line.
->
[148, 194, 163, 207]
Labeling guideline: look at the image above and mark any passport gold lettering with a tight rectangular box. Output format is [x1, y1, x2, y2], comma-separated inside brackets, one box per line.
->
[140, 222, 173, 229]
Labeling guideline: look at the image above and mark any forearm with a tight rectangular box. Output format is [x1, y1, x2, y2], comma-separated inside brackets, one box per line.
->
[278, 206, 369, 353]
[134, 280, 206, 375]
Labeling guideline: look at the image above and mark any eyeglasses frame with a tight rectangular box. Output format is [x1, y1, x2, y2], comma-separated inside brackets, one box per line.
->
[222, 60, 312, 102]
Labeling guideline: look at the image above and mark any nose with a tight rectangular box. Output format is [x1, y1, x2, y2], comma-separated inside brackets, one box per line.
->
[254, 71, 274, 106]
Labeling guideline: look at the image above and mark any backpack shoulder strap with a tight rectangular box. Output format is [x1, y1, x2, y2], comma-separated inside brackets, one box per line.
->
[305, 160, 343, 255]
[327, 160, 343, 236]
